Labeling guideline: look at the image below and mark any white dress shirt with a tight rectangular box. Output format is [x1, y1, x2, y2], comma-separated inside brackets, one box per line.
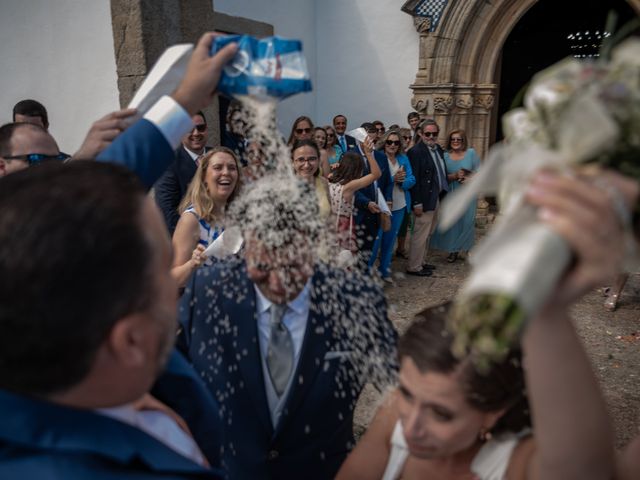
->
[254, 281, 311, 427]
[143, 95, 194, 150]
[97, 404, 207, 466]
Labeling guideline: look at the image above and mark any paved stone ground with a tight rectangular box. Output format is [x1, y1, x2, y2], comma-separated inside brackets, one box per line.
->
[354, 250, 640, 449]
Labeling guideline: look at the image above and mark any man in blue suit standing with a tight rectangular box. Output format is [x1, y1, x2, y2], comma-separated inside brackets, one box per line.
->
[353, 122, 393, 266]
[177, 177, 398, 480]
[0, 32, 239, 479]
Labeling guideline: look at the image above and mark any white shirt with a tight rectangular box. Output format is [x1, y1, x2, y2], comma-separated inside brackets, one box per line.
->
[97, 404, 207, 467]
[183, 146, 202, 163]
[388, 159, 406, 211]
[254, 281, 311, 427]
[143, 95, 194, 150]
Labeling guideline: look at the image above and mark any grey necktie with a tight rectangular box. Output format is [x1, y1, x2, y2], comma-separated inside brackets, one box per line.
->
[430, 147, 449, 192]
[266, 304, 294, 396]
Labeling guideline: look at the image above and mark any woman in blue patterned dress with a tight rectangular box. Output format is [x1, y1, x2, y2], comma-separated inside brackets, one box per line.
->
[171, 146, 241, 287]
[430, 129, 480, 262]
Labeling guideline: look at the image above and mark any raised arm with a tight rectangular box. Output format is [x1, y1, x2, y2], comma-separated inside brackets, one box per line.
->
[343, 138, 382, 196]
[336, 393, 397, 480]
[511, 169, 630, 480]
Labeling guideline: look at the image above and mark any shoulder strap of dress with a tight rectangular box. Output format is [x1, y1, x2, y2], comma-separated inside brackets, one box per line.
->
[381, 421, 410, 480]
[470, 434, 522, 480]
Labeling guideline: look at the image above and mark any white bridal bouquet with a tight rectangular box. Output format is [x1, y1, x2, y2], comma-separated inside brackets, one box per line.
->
[439, 36, 640, 369]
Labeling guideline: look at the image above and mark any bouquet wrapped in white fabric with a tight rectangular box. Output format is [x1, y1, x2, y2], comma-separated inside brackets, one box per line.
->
[439, 37, 640, 369]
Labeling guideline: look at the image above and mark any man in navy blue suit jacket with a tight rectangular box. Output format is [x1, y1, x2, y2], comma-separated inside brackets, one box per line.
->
[154, 111, 211, 235]
[0, 32, 239, 480]
[353, 122, 393, 266]
[177, 178, 398, 479]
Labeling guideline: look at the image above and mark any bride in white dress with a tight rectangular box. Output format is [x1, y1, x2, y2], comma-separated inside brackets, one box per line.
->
[337, 169, 623, 480]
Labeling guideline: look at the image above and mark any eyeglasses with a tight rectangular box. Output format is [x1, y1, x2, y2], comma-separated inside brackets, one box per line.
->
[423, 131, 439, 137]
[3, 153, 70, 165]
[403, 136, 411, 141]
[293, 156, 318, 164]
[376, 127, 385, 133]
[450, 137, 463, 142]
[385, 140, 400, 146]
[295, 127, 312, 135]
[326, 133, 336, 137]
[192, 123, 207, 132]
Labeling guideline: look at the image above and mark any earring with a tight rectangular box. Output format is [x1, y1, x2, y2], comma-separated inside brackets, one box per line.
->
[478, 427, 493, 442]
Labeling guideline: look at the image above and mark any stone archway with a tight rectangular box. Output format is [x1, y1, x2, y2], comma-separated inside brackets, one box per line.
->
[404, 0, 640, 158]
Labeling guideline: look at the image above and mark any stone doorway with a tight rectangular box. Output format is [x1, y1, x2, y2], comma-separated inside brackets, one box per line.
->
[403, 0, 640, 159]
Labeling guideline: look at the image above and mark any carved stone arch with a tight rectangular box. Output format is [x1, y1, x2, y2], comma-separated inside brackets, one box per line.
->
[407, 0, 640, 157]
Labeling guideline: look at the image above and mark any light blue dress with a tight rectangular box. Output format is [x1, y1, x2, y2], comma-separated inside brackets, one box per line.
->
[431, 148, 480, 253]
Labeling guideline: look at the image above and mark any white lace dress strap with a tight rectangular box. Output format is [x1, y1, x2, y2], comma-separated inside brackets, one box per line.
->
[470, 432, 526, 480]
[381, 421, 409, 480]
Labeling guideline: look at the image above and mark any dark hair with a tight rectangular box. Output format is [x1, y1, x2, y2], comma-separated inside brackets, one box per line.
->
[195, 110, 207, 125]
[398, 303, 531, 437]
[287, 115, 314, 146]
[0, 122, 50, 157]
[13, 99, 49, 128]
[373, 120, 384, 128]
[389, 124, 400, 130]
[407, 111, 420, 122]
[332, 114, 347, 125]
[313, 127, 327, 149]
[329, 151, 364, 185]
[291, 139, 321, 178]
[446, 128, 468, 151]
[0, 162, 154, 396]
[360, 122, 376, 133]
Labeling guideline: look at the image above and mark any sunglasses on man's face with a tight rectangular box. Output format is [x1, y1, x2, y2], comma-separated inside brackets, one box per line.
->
[376, 127, 385, 133]
[386, 140, 401, 146]
[423, 131, 439, 137]
[3, 153, 69, 165]
[192, 123, 207, 133]
[296, 127, 312, 134]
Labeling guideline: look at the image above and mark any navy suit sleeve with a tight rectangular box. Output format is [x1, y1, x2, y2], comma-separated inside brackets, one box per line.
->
[97, 119, 174, 190]
[154, 165, 181, 234]
[152, 349, 224, 469]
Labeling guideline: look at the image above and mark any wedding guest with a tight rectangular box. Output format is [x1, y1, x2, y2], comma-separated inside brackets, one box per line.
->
[291, 139, 331, 221]
[333, 114, 357, 153]
[177, 177, 397, 479]
[407, 111, 421, 145]
[353, 123, 393, 267]
[430, 129, 480, 262]
[338, 169, 621, 480]
[329, 138, 382, 261]
[369, 130, 415, 283]
[154, 111, 211, 235]
[406, 119, 448, 277]
[373, 120, 385, 142]
[324, 125, 342, 167]
[313, 126, 331, 177]
[171, 147, 241, 288]
[286, 115, 314, 146]
[12, 99, 49, 130]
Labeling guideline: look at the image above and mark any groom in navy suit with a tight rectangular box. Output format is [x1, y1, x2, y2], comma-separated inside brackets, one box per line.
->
[177, 178, 398, 480]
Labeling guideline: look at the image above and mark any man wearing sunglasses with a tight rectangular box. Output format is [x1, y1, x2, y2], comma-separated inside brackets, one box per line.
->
[0, 122, 67, 178]
[406, 119, 448, 277]
[154, 111, 210, 235]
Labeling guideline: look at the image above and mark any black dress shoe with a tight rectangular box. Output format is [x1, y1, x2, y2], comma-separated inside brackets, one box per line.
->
[406, 268, 433, 277]
[422, 263, 436, 270]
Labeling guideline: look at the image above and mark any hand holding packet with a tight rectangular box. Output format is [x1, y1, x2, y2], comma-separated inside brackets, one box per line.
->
[211, 35, 312, 101]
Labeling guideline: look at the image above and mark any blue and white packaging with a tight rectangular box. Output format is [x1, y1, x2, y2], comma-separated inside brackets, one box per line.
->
[211, 35, 312, 101]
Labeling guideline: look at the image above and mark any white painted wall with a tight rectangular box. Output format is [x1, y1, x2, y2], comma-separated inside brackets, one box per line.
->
[214, 0, 419, 133]
[0, 0, 119, 154]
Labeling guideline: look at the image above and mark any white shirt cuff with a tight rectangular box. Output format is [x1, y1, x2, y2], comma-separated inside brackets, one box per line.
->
[413, 203, 423, 210]
[143, 96, 193, 150]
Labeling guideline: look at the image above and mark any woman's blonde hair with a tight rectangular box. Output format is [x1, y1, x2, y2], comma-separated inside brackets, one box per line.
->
[178, 146, 242, 223]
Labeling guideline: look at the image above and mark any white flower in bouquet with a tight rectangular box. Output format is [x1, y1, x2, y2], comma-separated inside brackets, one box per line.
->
[439, 38, 640, 371]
